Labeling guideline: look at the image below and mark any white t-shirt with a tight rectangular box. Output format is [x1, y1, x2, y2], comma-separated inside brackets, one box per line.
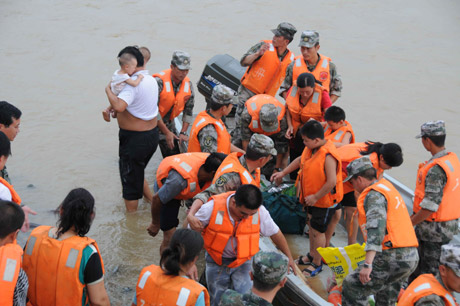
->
[111, 69, 130, 95]
[195, 194, 279, 258]
[117, 70, 158, 121]
[0, 183, 12, 201]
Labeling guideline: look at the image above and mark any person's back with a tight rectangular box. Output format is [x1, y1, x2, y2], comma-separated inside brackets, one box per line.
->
[22, 188, 109, 306]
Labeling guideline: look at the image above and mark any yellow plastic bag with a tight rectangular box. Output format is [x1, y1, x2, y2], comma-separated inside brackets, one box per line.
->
[317, 243, 366, 286]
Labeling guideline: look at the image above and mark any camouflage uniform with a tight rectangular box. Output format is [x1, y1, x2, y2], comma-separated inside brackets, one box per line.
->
[413, 121, 460, 278]
[0, 166, 10, 183]
[279, 31, 342, 98]
[233, 23, 297, 146]
[218, 251, 288, 306]
[240, 103, 288, 154]
[193, 134, 277, 204]
[342, 157, 419, 306]
[156, 51, 195, 157]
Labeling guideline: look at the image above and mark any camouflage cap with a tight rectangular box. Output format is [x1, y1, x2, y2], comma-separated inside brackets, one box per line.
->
[298, 30, 320, 48]
[248, 133, 277, 156]
[211, 84, 234, 105]
[344, 156, 374, 182]
[271, 22, 297, 41]
[260, 103, 280, 133]
[415, 120, 446, 139]
[171, 50, 191, 70]
[440, 244, 460, 277]
[252, 251, 288, 285]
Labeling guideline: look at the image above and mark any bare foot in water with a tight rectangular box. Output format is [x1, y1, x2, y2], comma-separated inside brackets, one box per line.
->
[102, 109, 111, 122]
[147, 222, 160, 237]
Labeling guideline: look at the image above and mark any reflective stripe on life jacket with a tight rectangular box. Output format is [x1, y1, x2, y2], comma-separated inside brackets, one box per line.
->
[188, 111, 231, 154]
[156, 153, 211, 200]
[241, 40, 295, 96]
[398, 274, 457, 306]
[337, 143, 383, 194]
[324, 121, 355, 144]
[292, 54, 332, 92]
[357, 178, 418, 250]
[23, 225, 104, 306]
[135, 265, 210, 306]
[202, 192, 260, 268]
[246, 94, 285, 135]
[413, 152, 460, 222]
[212, 152, 260, 187]
[0, 177, 21, 205]
[298, 140, 343, 208]
[153, 69, 191, 121]
[285, 83, 324, 135]
[0, 243, 23, 306]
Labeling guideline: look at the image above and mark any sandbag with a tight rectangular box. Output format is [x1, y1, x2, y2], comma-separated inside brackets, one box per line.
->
[262, 192, 306, 234]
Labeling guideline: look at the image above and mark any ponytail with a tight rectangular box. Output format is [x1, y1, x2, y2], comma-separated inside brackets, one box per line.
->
[361, 141, 403, 168]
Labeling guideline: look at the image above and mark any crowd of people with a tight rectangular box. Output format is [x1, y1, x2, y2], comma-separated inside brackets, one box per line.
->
[1, 20, 459, 306]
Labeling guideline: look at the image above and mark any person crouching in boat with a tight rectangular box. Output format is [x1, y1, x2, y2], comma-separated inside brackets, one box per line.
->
[191, 184, 295, 306]
[336, 141, 403, 245]
[133, 228, 210, 306]
[341, 157, 419, 306]
[271, 120, 343, 277]
[23, 188, 109, 306]
[398, 244, 460, 306]
[284, 73, 332, 180]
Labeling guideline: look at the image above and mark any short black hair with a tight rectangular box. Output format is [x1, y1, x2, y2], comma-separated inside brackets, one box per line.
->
[0, 101, 21, 127]
[209, 101, 231, 111]
[300, 120, 324, 140]
[324, 106, 346, 123]
[0, 200, 24, 239]
[297, 73, 316, 88]
[203, 153, 227, 173]
[118, 46, 144, 67]
[423, 135, 446, 147]
[253, 277, 279, 292]
[352, 167, 377, 181]
[245, 146, 270, 161]
[0, 132, 11, 157]
[234, 184, 262, 210]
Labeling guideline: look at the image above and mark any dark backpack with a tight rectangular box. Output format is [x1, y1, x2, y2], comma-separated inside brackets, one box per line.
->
[262, 191, 306, 235]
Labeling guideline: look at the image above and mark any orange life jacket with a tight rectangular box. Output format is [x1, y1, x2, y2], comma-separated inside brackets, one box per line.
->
[0, 177, 21, 205]
[292, 54, 332, 92]
[241, 40, 295, 96]
[324, 121, 355, 145]
[188, 111, 231, 154]
[413, 152, 460, 222]
[286, 83, 324, 135]
[327, 285, 342, 306]
[156, 153, 212, 200]
[212, 152, 260, 187]
[357, 178, 419, 250]
[337, 143, 383, 194]
[202, 192, 260, 268]
[246, 94, 285, 136]
[23, 225, 105, 306]
[0, 243, 23, 306]
[398, 274, 458, 306]
[135, 264, 210, 306]
[298, 140, 343, 208]
[153, 69, 191, 121]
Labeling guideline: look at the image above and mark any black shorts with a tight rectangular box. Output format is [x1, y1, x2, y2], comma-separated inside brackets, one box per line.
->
[340, 191, 357, 207]
[118, 127, 159, 200]
[160, 199, 181, 231]
[307, 205, 337, 233]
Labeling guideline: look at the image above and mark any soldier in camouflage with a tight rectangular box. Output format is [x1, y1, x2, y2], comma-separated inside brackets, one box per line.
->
[219, 251, 289, 306]
[410, 121, 460, 280]
[155, 51, 195, 157]
[342, 157, 419, 306]
[232, 22, 297, 147]
[279, 30, 342, 103]
[398, 244, 460, 306]
[240, 96, 289, 175]
[187, 133, 276, 231]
